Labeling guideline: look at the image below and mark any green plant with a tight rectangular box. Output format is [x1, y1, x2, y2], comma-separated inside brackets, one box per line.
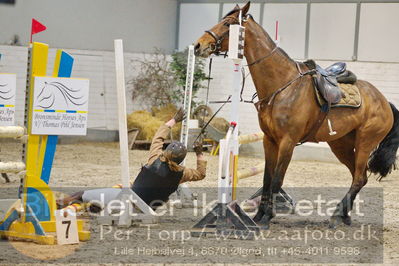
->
[128, 49, 179, 106]
[170, 48, 208, 107]
[128, 48, 208, 110]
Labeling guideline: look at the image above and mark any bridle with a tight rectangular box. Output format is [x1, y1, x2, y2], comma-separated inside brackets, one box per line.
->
[204, 13, 280, 66]
[204, 14, 242, 56]
[204, 29, 230, 56]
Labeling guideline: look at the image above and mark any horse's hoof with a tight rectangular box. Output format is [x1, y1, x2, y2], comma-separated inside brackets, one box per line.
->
[329, 215, 351, 228]
[329, 218, 338, 229]
[256, 218, 270, 230]
[253, 213, 270, 230]
[253, 210, 263, 223]
[342, 216, 352, 226]
[257, 223, 270, 230]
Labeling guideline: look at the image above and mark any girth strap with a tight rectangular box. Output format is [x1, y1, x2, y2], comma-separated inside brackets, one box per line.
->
[297, 104, 330, 145]
[297, 61, 331, 145]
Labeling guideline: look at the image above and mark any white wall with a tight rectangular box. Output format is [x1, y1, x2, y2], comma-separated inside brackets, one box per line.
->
[178, 3, 219, 50]
[263, 3, 307, 60]
[0, 0, 178, 53]
[308, 3, 357, 60]
[358, 3, 399, 62]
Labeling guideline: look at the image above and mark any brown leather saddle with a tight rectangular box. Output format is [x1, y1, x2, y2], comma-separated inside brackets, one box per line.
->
[304, 60, 357, 105]
[297, 60, 358, 144]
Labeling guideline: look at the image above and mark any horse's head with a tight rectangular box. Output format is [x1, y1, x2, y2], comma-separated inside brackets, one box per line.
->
[194, 2, 251, 57]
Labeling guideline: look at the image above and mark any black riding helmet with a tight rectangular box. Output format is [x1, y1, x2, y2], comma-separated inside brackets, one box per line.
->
[164, 141, 187, 164]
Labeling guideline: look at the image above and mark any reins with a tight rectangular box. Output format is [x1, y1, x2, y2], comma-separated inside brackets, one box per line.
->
[193, 54, 231, 144]
[255, 62, 316, 108]
[202, 57, 213, 123]
[193, 95, 232, 144]
[246, 45, 279, 67]
[252, 61, 330, 145]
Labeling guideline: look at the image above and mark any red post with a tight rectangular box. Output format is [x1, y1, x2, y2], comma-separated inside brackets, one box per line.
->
[275, 20, 279, 41]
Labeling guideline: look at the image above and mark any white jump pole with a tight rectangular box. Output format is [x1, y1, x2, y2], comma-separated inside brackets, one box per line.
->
[111, 39, 156, 226]
[114, 39, 131, 189]
[192, 20, 260, 239]
[176, 45, 196, 204]
[217, 24, 245, 204]
[180, 45, 195, 151]
[0, 126, 25, 138]
[0, 162, 25, 173]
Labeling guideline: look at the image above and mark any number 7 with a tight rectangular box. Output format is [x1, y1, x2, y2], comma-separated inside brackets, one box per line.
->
[62, 220, 71, 239]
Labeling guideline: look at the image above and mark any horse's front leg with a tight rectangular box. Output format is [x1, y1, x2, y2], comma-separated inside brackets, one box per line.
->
[253, 135, 277, 227]
[254, 137, 295, 229]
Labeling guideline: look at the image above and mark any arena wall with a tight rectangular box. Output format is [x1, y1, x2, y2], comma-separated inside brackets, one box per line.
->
[0, 0, 178, 53]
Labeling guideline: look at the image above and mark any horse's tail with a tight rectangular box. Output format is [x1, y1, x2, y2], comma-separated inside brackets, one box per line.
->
[368, 102, 399, 180]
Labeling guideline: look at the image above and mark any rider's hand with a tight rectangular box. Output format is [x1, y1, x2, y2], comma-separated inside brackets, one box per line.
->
[173, 108, 186, 123]
[193, 141, 203, 156]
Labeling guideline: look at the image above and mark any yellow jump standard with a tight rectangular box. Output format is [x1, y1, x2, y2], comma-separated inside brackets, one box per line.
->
[0, 42, 90, 244]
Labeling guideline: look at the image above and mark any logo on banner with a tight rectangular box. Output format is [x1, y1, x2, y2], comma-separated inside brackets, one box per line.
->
[35, 81, 87, 109]
[32, 76, 89, 135]
[0, 73, 17, 126]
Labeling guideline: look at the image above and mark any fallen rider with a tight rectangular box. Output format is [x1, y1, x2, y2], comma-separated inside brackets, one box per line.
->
[57, 108, 207, 212]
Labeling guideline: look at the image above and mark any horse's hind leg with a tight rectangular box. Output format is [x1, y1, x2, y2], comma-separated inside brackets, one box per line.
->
[327, 133, 356, 225]
[327, 132, 356, 176]
[329, 128, 385, 228]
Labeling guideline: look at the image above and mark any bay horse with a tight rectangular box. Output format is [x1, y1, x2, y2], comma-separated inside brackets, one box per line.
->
[194, 2, 399, 228]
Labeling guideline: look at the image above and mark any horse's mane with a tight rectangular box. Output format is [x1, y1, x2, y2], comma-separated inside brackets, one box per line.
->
[221, 9, 296, 65]
[248, 16, 296, 65]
